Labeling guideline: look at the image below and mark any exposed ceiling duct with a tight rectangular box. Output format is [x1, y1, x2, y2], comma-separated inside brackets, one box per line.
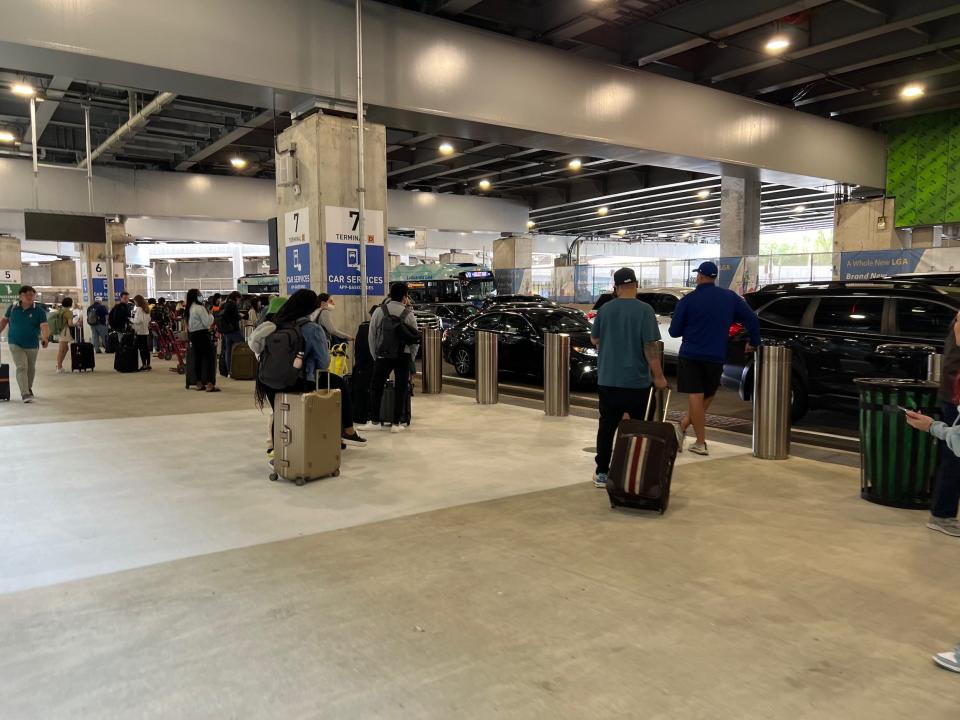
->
[78, 91, 176, 168]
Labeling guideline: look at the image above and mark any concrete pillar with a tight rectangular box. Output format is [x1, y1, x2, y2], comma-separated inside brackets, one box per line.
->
[492, 235, 534, 295]
[833, 197, 906, 251]
[80, 225, 128, 307]
[910, 226, 942, 249]
[275, 113, 388, 336]
[719, 176, 761, 257]
[230, 243, 245, 284]
[0, 233, 22, 311]
[49, 260, 77, 287]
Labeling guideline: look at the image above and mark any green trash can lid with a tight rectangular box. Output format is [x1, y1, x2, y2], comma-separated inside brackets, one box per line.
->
[875, 343, 936, 358]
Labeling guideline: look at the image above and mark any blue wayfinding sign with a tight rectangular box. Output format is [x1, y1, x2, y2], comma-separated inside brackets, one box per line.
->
[285, 244, 312, 292]
[91, 278, 108, 300]
[715, 257, 743, 290]
[839, 250, 924, 280]
[326, 243, 385, 296]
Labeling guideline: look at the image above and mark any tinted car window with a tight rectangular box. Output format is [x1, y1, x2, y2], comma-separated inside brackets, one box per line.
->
[812, 297, 884, 333]
[501, 314, 528, 334]
[527, 311, 591, 334]
[636, 293, 656, 307]
[449, 305, 477, 320]
[472, 313, 502, 331]
[657, 295, 679, 315]
[759, 297, 810, 327]
[896, 299, 955, 340]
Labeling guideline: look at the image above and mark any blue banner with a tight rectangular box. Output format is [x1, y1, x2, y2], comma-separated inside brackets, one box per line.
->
[325, 244, 385, 296]
[839, 250, 924, 280]
[285, 244, 312, 293]
[91, 278, 108, 300]
[82, 278, 89, 303]
[113, 278, 125, 301]
[715, 257, 743, 290]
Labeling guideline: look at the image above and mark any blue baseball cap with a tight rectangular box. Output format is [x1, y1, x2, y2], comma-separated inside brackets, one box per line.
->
[693, 261, 718, 278]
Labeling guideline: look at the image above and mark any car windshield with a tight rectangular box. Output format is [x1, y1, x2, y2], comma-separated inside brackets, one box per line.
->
[527, 311, 590, 334]
[449, 304, 478, 320]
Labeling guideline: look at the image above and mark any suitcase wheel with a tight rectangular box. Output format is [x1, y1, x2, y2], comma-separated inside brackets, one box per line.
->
[163, 352, 172, 361]
[269, 472, 278, 482]
[333, 469, 340, 478]
[177, 366, 185, 375]
[294, 477, 306, 487]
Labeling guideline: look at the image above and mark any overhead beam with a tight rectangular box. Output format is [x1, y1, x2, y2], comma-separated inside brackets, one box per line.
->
[435, 0, 483, 17]
[793, 60, 960, 107]
[711, 5, 960, 83]
[387, 142, 498, 178]
[175, 108, 272, 171]
[629, 0, 833, 67]
[26, 75, 72, 147]
[0, 0, 887, 188]
[79, 92, 177, 168]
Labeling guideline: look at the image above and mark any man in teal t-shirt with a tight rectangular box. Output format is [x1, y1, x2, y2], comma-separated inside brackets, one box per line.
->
[0, 285, 49, 403]
[589, 268, 667, 488]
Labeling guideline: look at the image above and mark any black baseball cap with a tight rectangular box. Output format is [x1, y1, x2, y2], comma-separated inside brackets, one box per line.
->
[693, 261, 719, 278]
[613, 267, 638, 286]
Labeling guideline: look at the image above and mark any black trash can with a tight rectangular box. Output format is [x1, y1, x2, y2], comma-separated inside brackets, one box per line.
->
[854, 378, 939, 509]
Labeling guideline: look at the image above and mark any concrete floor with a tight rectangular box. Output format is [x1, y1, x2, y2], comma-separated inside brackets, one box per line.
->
[1, 343, 957, 718]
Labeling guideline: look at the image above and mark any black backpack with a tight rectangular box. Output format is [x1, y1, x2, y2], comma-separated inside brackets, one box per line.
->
[257, 319, 308, 390]
[376, 303, 420, 359]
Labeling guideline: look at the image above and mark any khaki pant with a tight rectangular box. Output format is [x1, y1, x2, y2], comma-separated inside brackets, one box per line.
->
[9, 343, 38, 398]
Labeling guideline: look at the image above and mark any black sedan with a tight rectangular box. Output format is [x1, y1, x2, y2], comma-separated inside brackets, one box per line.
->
[442, 307, 598, 386]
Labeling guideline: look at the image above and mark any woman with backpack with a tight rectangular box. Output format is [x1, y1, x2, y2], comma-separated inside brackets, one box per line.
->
[51, 297, 76, 374]
[185, 288, 219, 392]
[131, 295, 153, 371]
[254, 289, 366, 459]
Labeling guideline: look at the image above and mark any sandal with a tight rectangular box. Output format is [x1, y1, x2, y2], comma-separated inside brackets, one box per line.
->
[933, 644, 960, 673]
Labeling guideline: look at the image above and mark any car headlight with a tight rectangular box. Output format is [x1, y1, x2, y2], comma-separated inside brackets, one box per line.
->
[573, 345, 598, 357]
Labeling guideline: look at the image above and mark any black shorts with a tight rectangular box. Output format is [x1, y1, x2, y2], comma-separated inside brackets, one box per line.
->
[677, 357, 723, 398]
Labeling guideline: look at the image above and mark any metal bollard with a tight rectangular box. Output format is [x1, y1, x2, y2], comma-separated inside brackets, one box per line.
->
[544, 333, 570, 416]
[421, 327, 443, 395]
[928, 352, 943, 384]
[475, 330, 498, 404]
[753, 343, 792, 460]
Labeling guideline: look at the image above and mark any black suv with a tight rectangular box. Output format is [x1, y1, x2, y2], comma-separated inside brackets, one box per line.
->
[723, 281, 960, 420]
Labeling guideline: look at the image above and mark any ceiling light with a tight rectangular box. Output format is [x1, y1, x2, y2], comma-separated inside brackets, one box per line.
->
[527, 220, 535, 229]
[478, 179, 491, 190]
[439, 142, 454, 155]
[681, 233, 691, 239]
[793, 205, 807, 213]
[617, 229, 627, 236]
[0, 130, 16, 143]
[901, 83, 925, 100]
[11, 83, 35, 97]
[696, 189, 711, 200]
[568, 158, 582, 170]
[765, 35, 790, 53]
[29, 262, 40, 267]
[597, 206, 609, 216]
[693, 218, 704, 226]
[230, 156, 248, 169]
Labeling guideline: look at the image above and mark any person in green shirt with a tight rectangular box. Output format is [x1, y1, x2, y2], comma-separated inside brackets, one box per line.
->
[0, 285, 50, 403]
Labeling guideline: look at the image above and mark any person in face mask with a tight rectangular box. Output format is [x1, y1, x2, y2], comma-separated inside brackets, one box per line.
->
[316, 293, 353, 345]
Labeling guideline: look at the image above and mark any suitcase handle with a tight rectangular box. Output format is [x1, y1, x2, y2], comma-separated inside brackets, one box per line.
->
[644, 387, 672, 422]
[281, 425, 291, 446]
[314, 370, 333, 395]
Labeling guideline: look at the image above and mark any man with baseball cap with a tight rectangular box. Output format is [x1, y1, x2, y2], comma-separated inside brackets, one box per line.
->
[590, 267, 668, 488]
[669, 261, 761, 455]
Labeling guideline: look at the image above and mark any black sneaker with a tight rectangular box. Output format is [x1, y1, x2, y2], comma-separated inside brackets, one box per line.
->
[342, 432, 367, 446]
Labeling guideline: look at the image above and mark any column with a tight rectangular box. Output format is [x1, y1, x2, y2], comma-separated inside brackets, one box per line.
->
[275, 113, 388, 337]
[230, 243, 245, 285]
[720, 175, 761, 292]
[910, 226, 942, 249]
[49, 260, 78, 288]
[492, 235, 533, 294]
[0, 233, 22, 312]
[79, 224, 128, 308]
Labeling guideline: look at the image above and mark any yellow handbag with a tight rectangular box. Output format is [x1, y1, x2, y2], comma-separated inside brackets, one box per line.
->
[329, 343, 350, 377]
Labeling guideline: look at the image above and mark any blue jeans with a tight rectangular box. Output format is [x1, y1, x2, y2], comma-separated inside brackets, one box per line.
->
[91, 324, 109, 352]
[221, 330, 245, 375]
[933, 402, 960, 519]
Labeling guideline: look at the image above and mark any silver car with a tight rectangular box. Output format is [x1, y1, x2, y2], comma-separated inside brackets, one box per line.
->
[636, 288, 693, 361]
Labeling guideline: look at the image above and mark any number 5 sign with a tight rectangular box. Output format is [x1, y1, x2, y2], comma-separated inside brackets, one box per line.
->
[1, 268, 21, 283]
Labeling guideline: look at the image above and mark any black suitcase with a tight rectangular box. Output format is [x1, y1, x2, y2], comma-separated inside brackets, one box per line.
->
[105, 331, 120, 354]
[114, 333, 139, 373]
[379, 379, 412, 427]
[0, 346, 9, 401]
[606, 389, 678, 515]
[185, 344, 198, 388]
[351, 365, 373, 424]
[71, 324, 95, 372]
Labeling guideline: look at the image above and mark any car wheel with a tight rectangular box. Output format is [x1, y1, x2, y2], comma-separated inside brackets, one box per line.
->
[453, 346, 474, 377]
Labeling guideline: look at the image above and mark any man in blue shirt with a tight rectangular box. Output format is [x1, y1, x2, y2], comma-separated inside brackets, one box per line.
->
[0, 285, 50, 403]
[590, 267, 668, 488]
[669, 261, 761, 455]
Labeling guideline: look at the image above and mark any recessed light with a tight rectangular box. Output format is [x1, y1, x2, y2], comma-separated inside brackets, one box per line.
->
[439, 142, 454, 155]
[793, 205, 807, 213]
[478, 179, 491, 190]
[597, 206, 609, 216]
[568, 158, 582, 170]
[230, 156, 248, 169]
[901, 83, 925, 99]
[693, 218, 704, 226]
[617, 229, 627, 236]
[696, 189, 711, 200]
[11, 83, 35, 97]
[765, 35, 790, 53]
[0, 130, 16, 143]
[527, 220, 535, 228]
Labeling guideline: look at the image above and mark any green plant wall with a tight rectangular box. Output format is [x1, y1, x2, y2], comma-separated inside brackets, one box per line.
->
[885, 110, 960, 227]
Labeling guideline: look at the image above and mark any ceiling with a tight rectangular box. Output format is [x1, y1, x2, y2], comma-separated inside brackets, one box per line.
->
[381, 0, 960, 126]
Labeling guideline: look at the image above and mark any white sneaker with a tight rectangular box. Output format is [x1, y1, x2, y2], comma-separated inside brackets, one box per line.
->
[390, 425, 401, 434]
[927, 516, 960, 537]
[56, 367, 65, 374]
[675, 423, 686, 453]
[689, 442, 709, 456]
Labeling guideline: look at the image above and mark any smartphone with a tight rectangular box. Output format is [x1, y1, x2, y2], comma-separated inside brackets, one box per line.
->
[898, 405, 914, 414]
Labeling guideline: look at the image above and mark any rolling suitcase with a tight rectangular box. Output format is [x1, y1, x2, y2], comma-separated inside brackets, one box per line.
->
[185, 343, 198, 388]
[351, 364, 373, 424]
[105, 331, 120, 354]
[71, 323, 96, 372]
[113, 332, 139, 373]
[270, 372, 341, 487]
[229, 342, 257, 380]
[606, 389, 678, 514]
[379, 379, 413, 427]
[0, 346, 9, 401]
